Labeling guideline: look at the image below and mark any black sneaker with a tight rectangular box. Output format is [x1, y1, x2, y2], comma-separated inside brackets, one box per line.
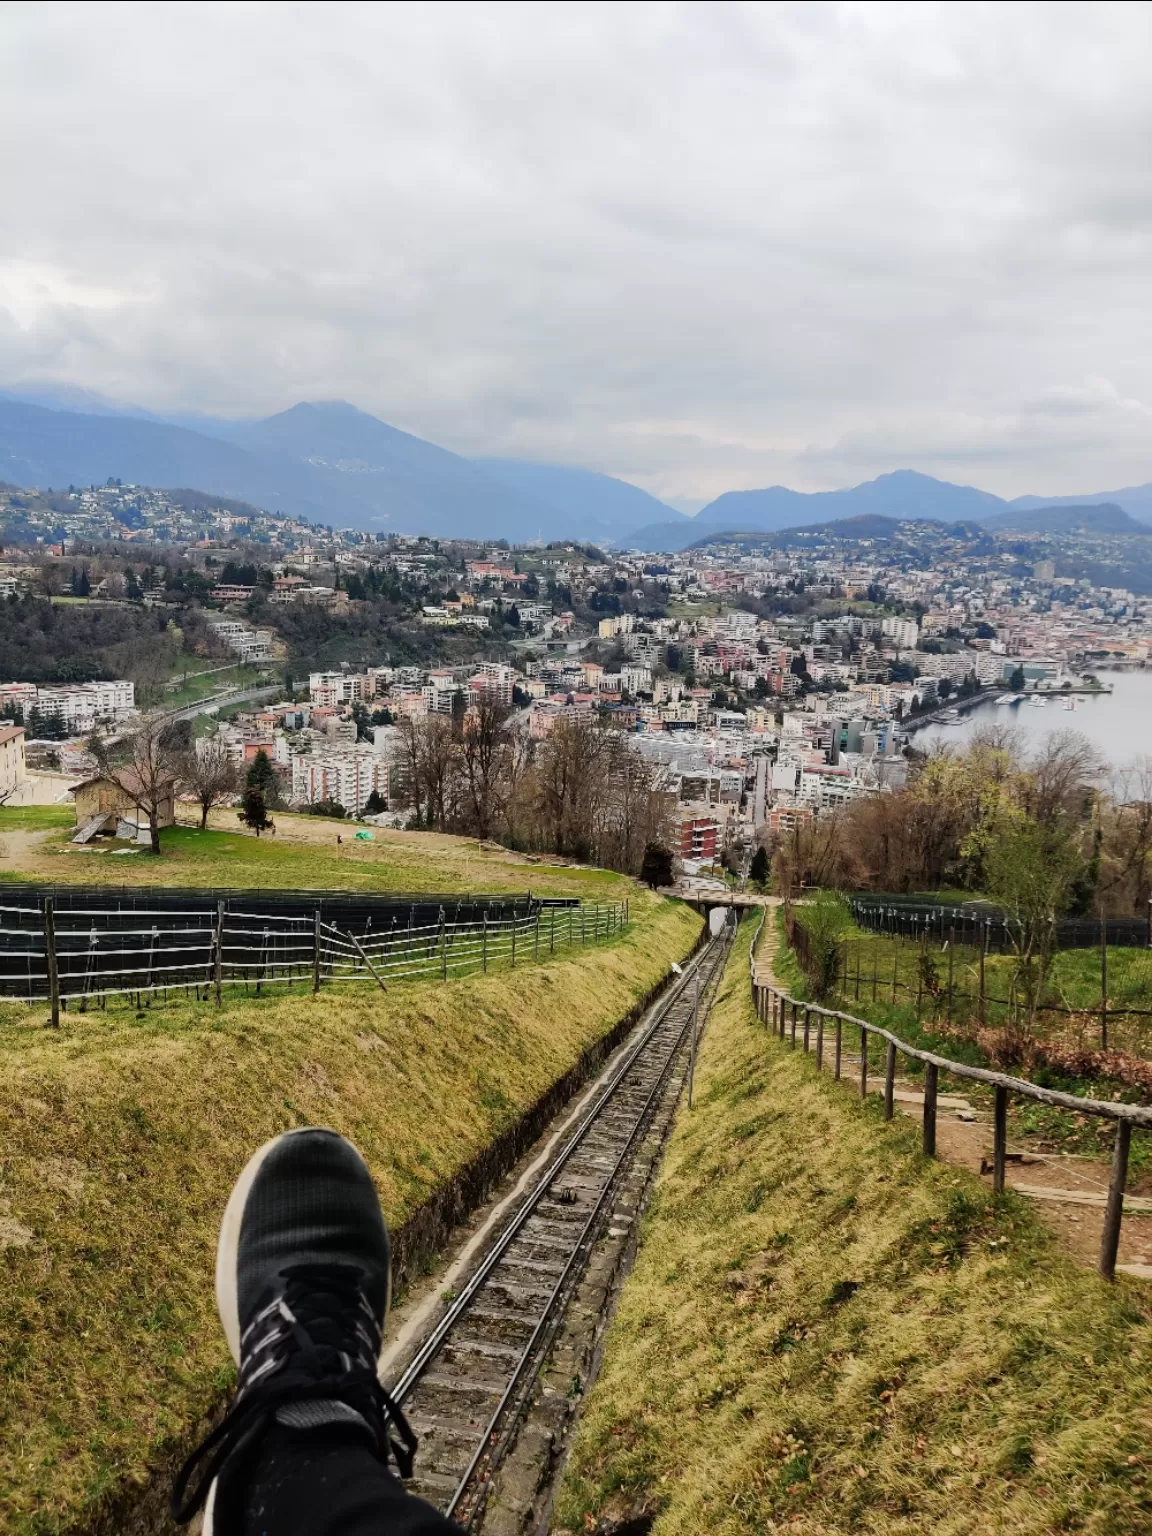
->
[171, 1128, 417, 1531]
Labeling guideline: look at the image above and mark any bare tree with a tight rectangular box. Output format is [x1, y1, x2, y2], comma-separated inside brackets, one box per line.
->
[394, 713, 458, 831]
[1101, 758, 1152, 913]
[394, 715, 426, 826]
[108, 716, 181, 855]
[1023, 729, 1102, 827]
[533, 716, 611, 859]
[176, 735, 239, 829]
[984, 817, 1084, 1047]
[418, 713, 457, 830]
[458, 699, 511, 840]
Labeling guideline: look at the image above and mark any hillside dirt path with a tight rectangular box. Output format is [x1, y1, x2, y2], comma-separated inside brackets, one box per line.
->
[753, 912, 1152, 1280]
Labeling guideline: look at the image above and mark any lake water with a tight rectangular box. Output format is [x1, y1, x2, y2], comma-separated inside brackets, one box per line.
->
[915, 668, 1152, 770]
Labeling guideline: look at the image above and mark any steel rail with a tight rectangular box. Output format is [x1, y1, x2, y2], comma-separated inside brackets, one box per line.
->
[445, 932, 731, 1528]
[388, 919, 732, 1525]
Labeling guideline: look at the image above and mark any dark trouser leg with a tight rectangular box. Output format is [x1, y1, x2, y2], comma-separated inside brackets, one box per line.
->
[229, 1427, 464, 1536]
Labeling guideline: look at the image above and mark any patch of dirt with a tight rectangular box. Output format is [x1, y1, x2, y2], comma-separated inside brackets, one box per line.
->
[0, 826, 63, 874]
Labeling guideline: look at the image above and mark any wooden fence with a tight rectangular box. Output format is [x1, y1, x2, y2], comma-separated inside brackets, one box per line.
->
[749, 965, 1152, 1280]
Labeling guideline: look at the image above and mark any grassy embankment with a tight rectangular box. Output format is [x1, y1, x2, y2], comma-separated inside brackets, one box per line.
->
[785, 916, 1152, 1173]
[0, 805, 626, 901]
[160, 661, 270, 710]
[0, 810, 701, 1534]
[557, 915, 1152, 1535]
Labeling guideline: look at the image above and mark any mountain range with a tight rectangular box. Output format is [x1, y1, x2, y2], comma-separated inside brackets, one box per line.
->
[0, 396, 678, 544]
[2, 389, 1152, 549]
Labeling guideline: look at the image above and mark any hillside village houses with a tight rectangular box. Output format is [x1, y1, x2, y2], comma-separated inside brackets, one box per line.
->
[0, 679, 135, 733]
[1, 513, 1148, 868]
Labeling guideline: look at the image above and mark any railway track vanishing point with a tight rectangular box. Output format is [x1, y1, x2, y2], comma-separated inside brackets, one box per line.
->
[388, 917, 734, 1528]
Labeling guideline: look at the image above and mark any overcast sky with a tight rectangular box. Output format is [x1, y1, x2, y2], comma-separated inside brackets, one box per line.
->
[2, 1, 1152, 508]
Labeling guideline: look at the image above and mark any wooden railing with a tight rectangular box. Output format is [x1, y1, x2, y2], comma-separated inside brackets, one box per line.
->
[749, 972, 1152, 1280]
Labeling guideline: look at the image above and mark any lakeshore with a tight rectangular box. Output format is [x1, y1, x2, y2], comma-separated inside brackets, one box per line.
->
[916, 668, 1152, 765]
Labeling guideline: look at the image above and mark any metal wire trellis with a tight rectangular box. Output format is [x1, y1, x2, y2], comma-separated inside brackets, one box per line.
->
[0, 895, 629, 1021]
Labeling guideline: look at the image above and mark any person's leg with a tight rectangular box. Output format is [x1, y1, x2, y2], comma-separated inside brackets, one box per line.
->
[172, 1128, 462, 1535]
[219, 1425, 456, 1536]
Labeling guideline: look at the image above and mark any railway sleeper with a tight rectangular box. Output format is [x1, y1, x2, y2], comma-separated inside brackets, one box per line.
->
[440, 1335, 526, 1368]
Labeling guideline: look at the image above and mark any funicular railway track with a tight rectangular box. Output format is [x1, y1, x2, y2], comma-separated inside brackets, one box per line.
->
[388, 919, 733, 1528]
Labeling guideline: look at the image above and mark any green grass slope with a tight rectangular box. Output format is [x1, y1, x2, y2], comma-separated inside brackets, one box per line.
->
[0, 890, 700, 1534]
[0, 808, 628, 901]
[557, 916, 1152, 1535]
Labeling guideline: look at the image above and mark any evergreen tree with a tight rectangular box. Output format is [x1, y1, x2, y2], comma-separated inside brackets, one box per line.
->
[245, 748, 283, 810]
[640, 842, 674, 890]
[749, 845, 770, 889]
[246, 748, 276, 795]
[238, 786, 272, 836]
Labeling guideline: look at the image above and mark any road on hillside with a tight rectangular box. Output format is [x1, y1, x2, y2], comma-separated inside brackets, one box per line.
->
[164, 681, 280, 724]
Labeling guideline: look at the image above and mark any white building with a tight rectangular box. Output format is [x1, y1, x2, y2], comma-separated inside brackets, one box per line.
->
[19, 679, 135, 732]
[291, 749, 393, 815]
[0, 724, 26, 796]
[309, 672, 366, 708]
[209, 618, 274, 662]
[881, 616, 920, 650]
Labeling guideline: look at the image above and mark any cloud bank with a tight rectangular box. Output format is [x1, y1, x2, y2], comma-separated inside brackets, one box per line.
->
[2, 1, 1152, 502]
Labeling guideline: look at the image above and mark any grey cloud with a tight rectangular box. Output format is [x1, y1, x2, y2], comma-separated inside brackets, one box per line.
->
[2, 2, 1152, 500]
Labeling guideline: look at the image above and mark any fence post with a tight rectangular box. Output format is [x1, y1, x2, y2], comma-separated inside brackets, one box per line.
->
[803, 1007, 810, 1052]
[550, 907, 556, 954]
[859, 1026, 868, 1097]
[44, 897, 59, 1028]
[1100, 907, 1109, 1052]
[992, 1085, 1008, 1193]
[511, 912, 517, 968]
[441, 911, 448, 980]
[145, 925, 158, 997]
[482, 912, 488, 973]
[947, 927, 955, 1026]
[980, 923, 987, 1026]
[534, 911, 540, 961]
[313, 909, 322, 993]
[883, 1041, 896, 1120]
[215, 900, 224, 1007]
[790, 1001, 797, 1047]
[1100, 1119, 1132, 1280]
[922, 1061, 938, 1156]
[816, 1011, 824, 1070]
[834, 1015, 842, 1079]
